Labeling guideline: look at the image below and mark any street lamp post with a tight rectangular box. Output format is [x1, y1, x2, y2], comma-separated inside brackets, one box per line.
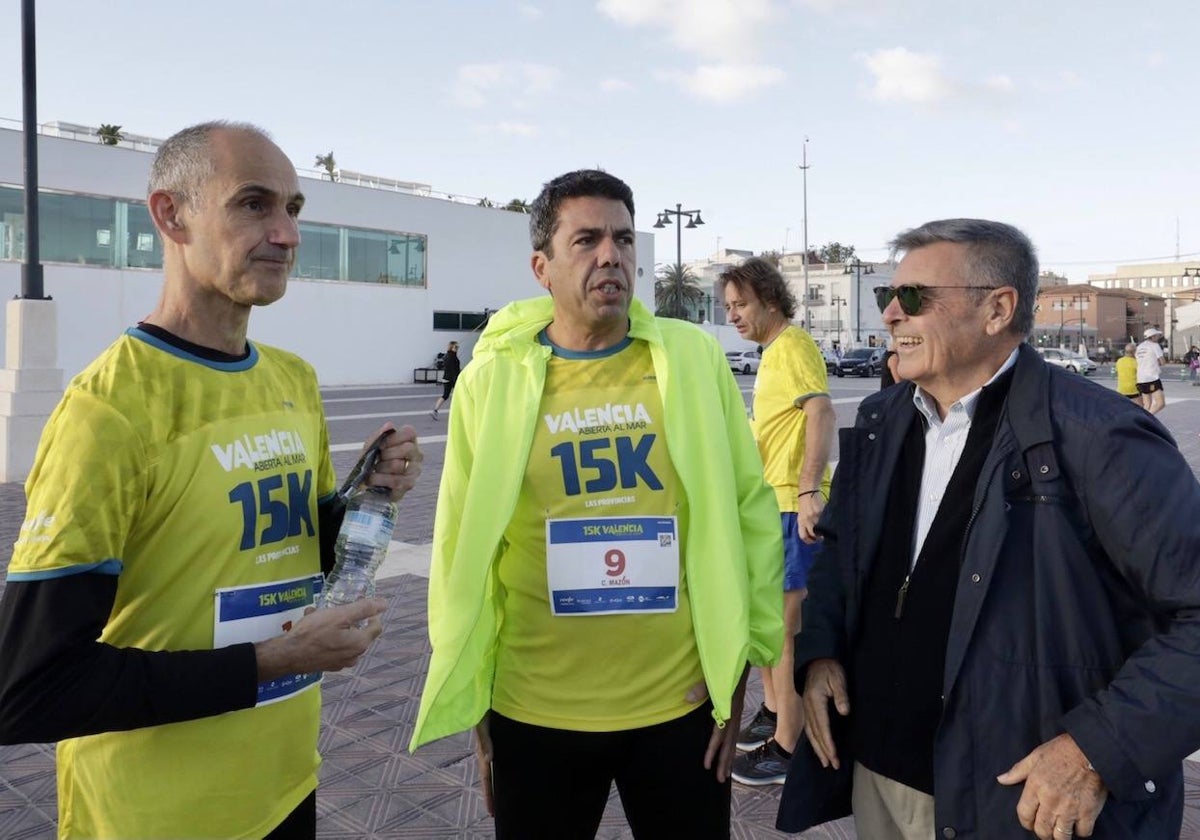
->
[1181, 268, 1200, 356]
[842, 258, 874, 343]
[1073, 294, 1087, 353]
[21, 0, 46, 300]
[1054, 299, 1067, 347]
[1137, 298, 1149, 342]
[1170, 296, 1178, 359]
[4, 0, 63, 484]
[799, 138, 810, 329]
[653, 203, 704, 318]
[830, 295, 847, 348]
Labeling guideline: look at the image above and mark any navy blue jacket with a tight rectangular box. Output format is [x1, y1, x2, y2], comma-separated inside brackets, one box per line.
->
[779, 343, 1200, 838]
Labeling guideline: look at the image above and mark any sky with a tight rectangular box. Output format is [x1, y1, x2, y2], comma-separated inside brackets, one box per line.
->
[3, 0, 1200, 282]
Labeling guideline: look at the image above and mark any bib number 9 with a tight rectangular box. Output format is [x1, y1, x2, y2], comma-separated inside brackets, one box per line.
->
[605, 549, 627, 577]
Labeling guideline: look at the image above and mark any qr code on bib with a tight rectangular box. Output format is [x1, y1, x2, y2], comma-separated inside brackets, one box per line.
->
[659, 534, 673, 547]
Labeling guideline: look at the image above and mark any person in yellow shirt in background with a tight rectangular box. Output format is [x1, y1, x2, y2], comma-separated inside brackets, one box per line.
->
[721, 258, 835, 787]
[1115, 342, 1139, 401]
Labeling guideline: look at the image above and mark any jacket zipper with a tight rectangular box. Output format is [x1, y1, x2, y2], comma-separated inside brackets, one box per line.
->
[894, 479, 990, 620]
[894, 573, 911, 618]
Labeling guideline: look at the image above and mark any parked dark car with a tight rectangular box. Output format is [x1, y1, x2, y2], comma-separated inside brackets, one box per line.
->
[836, 347, 886, 378]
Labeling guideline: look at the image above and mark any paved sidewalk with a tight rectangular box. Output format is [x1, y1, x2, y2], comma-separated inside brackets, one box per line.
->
[3, 379, 1200, 838]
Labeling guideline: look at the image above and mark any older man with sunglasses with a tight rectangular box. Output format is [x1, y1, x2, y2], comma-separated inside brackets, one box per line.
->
[777, 219, 1200, 840]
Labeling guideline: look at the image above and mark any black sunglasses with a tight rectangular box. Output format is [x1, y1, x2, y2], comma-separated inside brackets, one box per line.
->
[873, 284, 1002, 316]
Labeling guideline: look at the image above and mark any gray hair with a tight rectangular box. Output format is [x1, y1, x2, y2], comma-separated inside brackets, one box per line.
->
[889, 218, 1038, 336]
[148, 120, 271, 207]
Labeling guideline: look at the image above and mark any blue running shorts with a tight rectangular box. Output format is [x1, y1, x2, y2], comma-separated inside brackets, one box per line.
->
[781, 511, 818, 591]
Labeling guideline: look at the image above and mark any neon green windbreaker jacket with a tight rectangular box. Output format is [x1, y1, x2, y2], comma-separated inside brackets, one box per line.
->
[409, 295, 783, 750]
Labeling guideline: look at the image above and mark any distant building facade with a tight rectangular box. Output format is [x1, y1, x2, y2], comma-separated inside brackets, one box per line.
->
[686, 250, 894, 350]
[1033, 285, 1166, 358]
[1087, 261, 1200, 358]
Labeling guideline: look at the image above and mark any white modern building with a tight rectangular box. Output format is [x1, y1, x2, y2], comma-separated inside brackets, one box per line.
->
[0, 125, 657, 387]
[778, 254, 895, 351]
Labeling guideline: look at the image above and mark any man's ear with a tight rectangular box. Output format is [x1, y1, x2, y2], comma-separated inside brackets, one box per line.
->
[532, 251, 551, 292]
[984, 287, 1018, 336]
[148, 190, 188, 244]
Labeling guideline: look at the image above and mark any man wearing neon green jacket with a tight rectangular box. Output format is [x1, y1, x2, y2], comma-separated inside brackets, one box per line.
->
[410, 169, 783, 838]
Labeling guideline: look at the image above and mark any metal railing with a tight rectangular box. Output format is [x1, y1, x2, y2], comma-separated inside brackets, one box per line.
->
[0, 116, 517, 210]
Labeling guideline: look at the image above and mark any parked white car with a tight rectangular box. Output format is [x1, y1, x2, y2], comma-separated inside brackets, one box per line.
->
[820, 348, 840, 374]
[726, 349, 762, 375]
[1037, 347, 1097, 375]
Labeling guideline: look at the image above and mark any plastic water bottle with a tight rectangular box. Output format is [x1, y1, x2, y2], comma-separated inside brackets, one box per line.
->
[320, 486, 397, 611]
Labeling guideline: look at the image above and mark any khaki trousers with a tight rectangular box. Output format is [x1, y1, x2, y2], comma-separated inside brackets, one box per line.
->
[852, 762, 936, 840]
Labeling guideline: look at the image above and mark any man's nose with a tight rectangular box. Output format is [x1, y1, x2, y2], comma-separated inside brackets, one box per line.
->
[270, 211, 301, 249]
[882, 295, 904, 325]
[596, 236, 621, 267]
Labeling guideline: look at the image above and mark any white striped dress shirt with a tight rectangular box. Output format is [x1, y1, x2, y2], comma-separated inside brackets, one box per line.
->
[909, 349, 1019, 569]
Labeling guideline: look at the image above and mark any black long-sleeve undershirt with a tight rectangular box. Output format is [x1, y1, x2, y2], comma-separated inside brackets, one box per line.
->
[0, 496, 345, 745]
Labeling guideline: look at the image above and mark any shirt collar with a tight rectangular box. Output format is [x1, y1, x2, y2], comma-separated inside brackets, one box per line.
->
[912, 347, 1020, 425]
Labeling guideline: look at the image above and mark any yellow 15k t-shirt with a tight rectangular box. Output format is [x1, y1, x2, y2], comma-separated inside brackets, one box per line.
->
[492, 337, 704, 731]
[9, 330, 335, 839]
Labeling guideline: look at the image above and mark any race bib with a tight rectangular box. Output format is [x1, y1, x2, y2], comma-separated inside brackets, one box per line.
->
[214, 574, 323, 706]
[545, 516, 679, 616]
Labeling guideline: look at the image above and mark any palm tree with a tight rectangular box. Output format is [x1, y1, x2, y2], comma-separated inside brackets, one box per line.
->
[314, 151, 337, 182]
[503, 198, 531, 213]
[654, 264, 704, 320]
[96, 124, 123, 146]
[476, 197, 495, 208]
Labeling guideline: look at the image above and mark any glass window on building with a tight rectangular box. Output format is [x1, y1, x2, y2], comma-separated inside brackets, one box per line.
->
[387, 234, 426, 287]
[0, 186, 159, 269]
[347, 228, 391, 284]
[39, 191, 117, 266]
[460, 311, 486, 330]
[433, 311, 461, 330]
[0, 185, 25, 261]
[345, 228, 427, 286]
[434, 310, 487, 330]
[125, 203, 163, 269]
[293, 222, 340, 280]
[0, 184, 430, 288]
